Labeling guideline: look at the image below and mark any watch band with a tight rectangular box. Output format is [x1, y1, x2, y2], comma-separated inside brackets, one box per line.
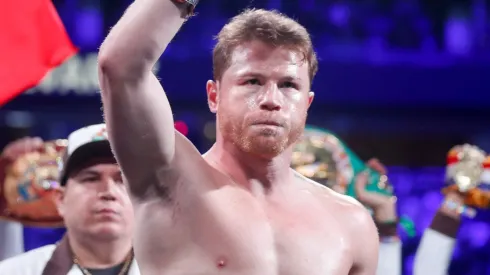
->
[172, 0, 199, 18]
[375, 220, 398, 237]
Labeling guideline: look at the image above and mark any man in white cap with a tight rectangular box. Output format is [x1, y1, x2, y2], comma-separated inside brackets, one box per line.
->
[0, 124, 138, 275]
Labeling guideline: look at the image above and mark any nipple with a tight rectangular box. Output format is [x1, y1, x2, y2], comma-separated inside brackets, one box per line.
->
[216, 257, 227, 268]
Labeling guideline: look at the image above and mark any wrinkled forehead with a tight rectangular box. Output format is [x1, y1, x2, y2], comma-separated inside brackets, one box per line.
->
[227, 41, 309, 79]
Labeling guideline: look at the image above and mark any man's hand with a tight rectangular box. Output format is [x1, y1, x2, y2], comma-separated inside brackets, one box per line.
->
[1, 137, 44, 162]
[439, 190, 466, 220]
[354, 158, 397, 222]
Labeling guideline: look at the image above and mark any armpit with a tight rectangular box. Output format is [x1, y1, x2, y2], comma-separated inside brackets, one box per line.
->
[127, 169, 174, 202]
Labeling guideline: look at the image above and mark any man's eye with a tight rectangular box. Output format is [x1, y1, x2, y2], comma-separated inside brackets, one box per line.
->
[81, 177, 97, 182]
[245, 79, 260, 85]
[281, 81, 297, 89]
[114, 176, 124, 184]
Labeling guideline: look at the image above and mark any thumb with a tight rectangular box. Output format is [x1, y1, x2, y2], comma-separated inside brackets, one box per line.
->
[366, 158, 387, 174]
[354, 171, 369, 196]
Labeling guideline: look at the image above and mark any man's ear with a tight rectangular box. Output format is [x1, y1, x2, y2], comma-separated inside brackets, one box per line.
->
[307, 91, 314, 109]
[206, 80, 219, 113]
[53, 187, 66, 217]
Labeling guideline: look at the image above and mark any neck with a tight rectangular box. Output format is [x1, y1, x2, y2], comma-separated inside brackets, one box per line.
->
[67, 230, 132, 269]
[206, 138, 293, 193]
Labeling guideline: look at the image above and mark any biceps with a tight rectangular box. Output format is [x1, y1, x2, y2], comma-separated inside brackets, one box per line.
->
[100, 70, 176, 191]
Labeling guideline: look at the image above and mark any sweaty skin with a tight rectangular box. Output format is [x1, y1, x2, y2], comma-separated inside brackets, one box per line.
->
[98, 1, 379, 275]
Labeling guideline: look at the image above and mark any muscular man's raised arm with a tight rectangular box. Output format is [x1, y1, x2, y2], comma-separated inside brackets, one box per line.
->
[98, 0, 197, 199]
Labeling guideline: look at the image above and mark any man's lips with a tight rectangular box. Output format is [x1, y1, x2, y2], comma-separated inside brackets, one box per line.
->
[253, 120, 283, 127]
[95, 208, 118, 215]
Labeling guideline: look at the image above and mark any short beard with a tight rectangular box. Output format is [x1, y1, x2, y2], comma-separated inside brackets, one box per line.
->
[218, 111, 306, 159]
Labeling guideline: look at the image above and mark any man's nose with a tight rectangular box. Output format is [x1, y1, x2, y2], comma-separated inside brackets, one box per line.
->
[259, 84, 282, 111]
[97, 178, 118, 201]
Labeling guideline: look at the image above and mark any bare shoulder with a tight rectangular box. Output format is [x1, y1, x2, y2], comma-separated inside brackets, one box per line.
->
[294, 170, 362, 208]
[295, 171, 375, 229]
[294, 172, 379, 270]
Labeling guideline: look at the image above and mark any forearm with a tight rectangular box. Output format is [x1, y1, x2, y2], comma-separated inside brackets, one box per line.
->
[414, 228, 456, 275]
[375, 220, 401, 275]
[371, 199, 401, 275]
[377, 241, 401, 275]
[99, 0, 186, 77]
[414, 201, 461, 275]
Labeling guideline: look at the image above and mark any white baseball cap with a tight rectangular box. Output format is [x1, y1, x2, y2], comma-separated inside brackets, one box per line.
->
[59, 123, 115, 185]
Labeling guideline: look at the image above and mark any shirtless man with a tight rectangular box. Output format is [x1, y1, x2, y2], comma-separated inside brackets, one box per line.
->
[97, 1, 379, 274]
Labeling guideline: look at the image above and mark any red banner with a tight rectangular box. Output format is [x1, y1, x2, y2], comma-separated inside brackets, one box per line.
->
[0, 0, 78, 106]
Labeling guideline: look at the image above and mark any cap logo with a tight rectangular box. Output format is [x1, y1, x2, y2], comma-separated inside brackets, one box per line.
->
[92, 127, 108, 141]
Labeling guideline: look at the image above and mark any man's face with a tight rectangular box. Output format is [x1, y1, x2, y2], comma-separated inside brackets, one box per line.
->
[208, 40, 314, 158]
[57, 159, 133, 241]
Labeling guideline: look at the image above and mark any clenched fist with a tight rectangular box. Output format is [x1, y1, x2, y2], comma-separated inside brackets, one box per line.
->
[1, 137, 44, 161]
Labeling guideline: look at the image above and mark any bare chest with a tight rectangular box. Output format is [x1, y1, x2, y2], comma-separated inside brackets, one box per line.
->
[266, 199, 354, 275]
[134, 189, 354, 275]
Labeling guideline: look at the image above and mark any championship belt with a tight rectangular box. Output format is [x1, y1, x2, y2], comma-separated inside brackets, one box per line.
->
[0, 140, 67, 227]
[291, 126, 393, 198]
[292, 126, 417, 236]
[478, 156, 490, 207]
[443, 144, 490, 211]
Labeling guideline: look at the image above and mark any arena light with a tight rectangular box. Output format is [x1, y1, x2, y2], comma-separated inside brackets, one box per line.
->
[174, 120, 189, 136]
